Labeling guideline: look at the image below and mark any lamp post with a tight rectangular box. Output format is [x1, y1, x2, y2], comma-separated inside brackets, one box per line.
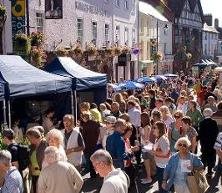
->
[156, 20, 168, 74]
[0, 5, 7, 54]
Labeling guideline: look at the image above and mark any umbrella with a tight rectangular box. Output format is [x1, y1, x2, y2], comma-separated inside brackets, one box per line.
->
[136, 76, 155, 84]
[163, 73, 178, 78]
[117, 81, 144, 91]
[151, 75, 168, 81]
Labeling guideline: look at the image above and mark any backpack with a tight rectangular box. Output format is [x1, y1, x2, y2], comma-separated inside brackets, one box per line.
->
[17, 144, 30, 171]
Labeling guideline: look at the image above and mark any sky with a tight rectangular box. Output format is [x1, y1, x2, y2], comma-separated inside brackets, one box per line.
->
[200, 0, 222, 27]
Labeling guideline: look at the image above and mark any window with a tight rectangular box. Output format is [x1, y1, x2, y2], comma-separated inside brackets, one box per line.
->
[115, 0, 120, 7]
[124, 27, 129, 45]
[105, 24, 109, 43]
[36, 12, 43, 32]
[124, 0, 128, 9]
[92, 21, 97, 45]
[132, 28, 136, 45]
[77, 18, 83, 44]
[115, 26, 120, 44]
[164, 43, 167, 55]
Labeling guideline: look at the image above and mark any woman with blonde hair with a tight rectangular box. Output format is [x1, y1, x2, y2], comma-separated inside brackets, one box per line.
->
[159, 106, 175, 132]
[162, 137, 204, 193]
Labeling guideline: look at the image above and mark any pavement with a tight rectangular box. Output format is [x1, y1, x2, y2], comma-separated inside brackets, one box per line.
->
[81, 165, 222, 193]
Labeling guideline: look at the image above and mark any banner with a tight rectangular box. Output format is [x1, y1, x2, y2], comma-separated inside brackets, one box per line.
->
[45, 0, 63, 19]
[11, 0, 26, 50]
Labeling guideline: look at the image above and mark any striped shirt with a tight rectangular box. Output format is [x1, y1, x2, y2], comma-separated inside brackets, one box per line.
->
[214, 132, 222, 150]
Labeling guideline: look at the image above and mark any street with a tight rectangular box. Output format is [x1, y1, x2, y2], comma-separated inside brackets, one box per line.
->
[82, 165, 222, 193]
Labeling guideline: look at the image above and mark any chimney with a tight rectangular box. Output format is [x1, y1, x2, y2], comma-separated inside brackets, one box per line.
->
[215, 18, 219, 28]
[204, 14, 213, 26]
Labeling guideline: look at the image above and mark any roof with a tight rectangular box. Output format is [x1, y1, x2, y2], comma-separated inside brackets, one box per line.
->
[139, 2, 168, 22]
[44, 57, 107, 91]
[0, 55, 72, 98]
[166, 0, 204, 21]
[203, 23, 219, 33]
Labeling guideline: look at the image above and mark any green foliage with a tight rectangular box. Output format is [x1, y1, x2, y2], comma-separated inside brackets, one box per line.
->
[0, 4, 6, 17]
[151, 52, 162, 63]
[14, 33, 31, 55]
[31, 32, 44, 46]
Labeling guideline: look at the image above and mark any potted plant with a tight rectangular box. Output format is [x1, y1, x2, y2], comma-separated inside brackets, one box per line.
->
[31, 32, 44, 47]
[14, 33, 31, 55]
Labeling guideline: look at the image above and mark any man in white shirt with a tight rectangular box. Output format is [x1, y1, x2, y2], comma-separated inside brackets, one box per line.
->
[90, 149, 130, 193]
[127, 100, 141, 128]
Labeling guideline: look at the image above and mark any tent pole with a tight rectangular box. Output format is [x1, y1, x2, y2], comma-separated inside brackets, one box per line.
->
[71, 90, 74, 117]
[74, 90, 78, 126]
[3, 99, 7, 126]
[7, 100, 11, 129]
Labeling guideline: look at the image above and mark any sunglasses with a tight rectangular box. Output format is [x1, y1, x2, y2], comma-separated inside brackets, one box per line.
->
[178, 143, 187, 148]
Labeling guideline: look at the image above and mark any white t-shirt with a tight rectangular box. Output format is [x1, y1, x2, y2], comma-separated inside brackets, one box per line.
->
[153, 135, 170, 168]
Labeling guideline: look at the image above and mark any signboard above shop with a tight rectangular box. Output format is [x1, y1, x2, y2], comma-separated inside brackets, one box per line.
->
[75, 1, 108, 17]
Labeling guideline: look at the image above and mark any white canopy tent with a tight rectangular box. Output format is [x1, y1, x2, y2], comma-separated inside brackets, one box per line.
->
[139, 1, 168, 22]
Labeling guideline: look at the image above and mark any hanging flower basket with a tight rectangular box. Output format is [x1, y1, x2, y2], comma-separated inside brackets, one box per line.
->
[122, 46, 131, 54]
[113, 46, 122, 56]
[31, 32, 44, 46]
[0, 4, 6, 27]
[85, 45, 97, 56]
[15, 33, 31, 55]
[105, 48, 114, 57]
[72, 46, 82, 56]
[55, 48, 68, 56]
[151, 52, 162, 63]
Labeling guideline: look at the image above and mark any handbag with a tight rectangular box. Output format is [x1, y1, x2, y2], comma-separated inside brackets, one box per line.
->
[187, 170, 209, 193]
[186, 155, 209, 193]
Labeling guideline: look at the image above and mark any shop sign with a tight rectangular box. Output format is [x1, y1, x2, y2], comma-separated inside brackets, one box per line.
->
[75, 1, 107, 17]
[11, 0, 26, 50]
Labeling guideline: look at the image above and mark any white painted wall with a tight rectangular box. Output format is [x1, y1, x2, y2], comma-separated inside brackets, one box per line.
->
[202, 30, 219, 58]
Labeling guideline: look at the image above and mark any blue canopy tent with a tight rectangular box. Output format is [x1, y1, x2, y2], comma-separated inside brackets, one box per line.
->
[117, 81, 144, 91]
[0, 55, 72, 127]
[0, 77, 7, 125]
[136, 76, 155, 84]
[45, 57, 107, 121]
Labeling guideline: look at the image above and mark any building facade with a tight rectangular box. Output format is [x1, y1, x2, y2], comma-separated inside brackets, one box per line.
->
[139, 2, 173, 75]
[202, 23, 219, 59]
[1, 0, 139, 81]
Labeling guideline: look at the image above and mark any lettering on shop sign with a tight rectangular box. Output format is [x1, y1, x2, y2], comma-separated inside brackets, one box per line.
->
[75, 1, 108, 17]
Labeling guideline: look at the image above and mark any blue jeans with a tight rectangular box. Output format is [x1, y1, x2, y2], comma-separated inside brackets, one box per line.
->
[156, 166, 168, 193]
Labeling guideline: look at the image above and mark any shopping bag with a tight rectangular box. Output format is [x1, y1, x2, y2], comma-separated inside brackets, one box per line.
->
[187, 170, 209, 193]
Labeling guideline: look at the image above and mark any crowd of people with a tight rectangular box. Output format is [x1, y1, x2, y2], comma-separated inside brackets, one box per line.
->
[0, 73, 222, 193]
